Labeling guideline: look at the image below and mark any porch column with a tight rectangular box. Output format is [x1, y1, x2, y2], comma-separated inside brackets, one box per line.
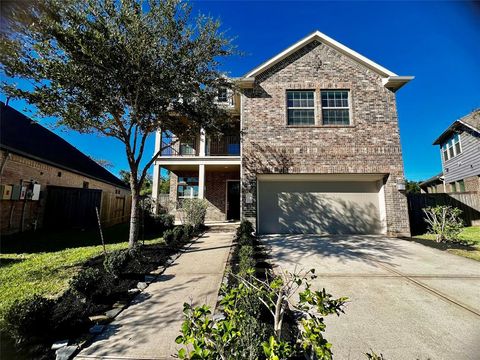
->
[199, 128, 206, 156]
[152, 164, 161, 214]
[198, 164, 205, 199]
[151, 130, 162, 214]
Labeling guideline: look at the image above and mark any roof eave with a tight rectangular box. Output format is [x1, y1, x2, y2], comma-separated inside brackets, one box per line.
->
[236, 77, 255, 89]
[382, 76, 415, 92]
[433, 120, 480, 145]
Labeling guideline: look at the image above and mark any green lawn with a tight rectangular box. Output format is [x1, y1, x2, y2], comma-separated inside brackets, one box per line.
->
[0, 224, 162, 328]
[414, 226, 480, 261]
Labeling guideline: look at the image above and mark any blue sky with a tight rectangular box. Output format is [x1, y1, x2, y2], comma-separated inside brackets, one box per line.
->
[3, 1, 480, 181]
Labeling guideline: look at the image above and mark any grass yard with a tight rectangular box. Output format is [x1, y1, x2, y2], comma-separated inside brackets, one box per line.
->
[414, 226, 480, 261]
[0, 223, 163, 328]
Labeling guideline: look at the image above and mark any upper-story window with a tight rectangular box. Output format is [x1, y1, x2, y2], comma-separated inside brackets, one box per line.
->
[217, 88, 228, 103]
[442, 133, 461, 161]
[321, 90, 350, 125]
[287, 90, 315, 125]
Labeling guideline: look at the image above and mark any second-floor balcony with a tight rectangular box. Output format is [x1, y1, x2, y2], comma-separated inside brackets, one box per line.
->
[160, 133, 240, 157]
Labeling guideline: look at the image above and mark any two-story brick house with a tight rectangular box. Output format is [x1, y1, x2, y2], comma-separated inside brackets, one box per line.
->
[153, 31, 413, 236]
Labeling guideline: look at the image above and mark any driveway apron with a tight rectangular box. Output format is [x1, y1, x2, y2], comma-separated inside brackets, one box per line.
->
[263, 234, 480, 360]
[76, 225, 235, 360]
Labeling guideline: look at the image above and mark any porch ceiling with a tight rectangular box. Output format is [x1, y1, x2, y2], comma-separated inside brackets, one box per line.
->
[162, 164, 240, 173]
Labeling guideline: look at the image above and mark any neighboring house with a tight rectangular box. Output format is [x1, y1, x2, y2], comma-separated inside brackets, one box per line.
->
[419, 173, 446, 194]
[0, 102, 130, 235]
[152, 30, 413, 236]
[430, 109, 480, 193]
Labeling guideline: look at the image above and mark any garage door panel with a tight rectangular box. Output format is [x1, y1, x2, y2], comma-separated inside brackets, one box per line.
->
[258, 180, 384, 235]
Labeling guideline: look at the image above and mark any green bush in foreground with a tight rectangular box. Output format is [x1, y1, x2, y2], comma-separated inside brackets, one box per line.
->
[176, 269, 347, 360]
[69, 268, 103, 298]
[5, 295, 55, 345]
[423, 205, 464, 242]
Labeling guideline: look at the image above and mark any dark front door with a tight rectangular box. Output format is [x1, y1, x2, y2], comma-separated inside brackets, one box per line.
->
[226, 181, 240, 220]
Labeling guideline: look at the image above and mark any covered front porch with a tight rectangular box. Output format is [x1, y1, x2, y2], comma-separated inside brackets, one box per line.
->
[156, 163, 240, 222]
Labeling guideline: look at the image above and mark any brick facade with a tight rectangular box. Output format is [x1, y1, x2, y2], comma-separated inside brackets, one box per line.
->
[1, 151, 130, 234]
[240, 41, 410, 236]
[168, 169, 240, 222]
[464, 175, 480, 193]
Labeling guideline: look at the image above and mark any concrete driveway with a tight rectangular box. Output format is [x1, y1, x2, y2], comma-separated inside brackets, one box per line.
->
[263, 234, 480, 360]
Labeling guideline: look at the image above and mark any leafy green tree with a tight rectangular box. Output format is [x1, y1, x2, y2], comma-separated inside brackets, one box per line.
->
[158, 175, 170, 194]
[119, 169, 154, 196]
[405, 180, 421, 194]
[0, 0, 235, 247]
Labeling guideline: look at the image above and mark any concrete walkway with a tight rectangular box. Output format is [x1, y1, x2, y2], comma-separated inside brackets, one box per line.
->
[263, 234, 480, 360]
[76, 224, 235, 360]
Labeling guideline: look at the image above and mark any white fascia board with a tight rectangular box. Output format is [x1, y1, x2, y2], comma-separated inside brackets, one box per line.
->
[382, 76, 415, 91]
[244, 30, 399, 78]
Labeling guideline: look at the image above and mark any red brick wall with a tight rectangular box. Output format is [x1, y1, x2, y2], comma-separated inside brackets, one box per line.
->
[168, 169, 240, 222]
[1, 151, 130, 234]
[240, 41, 411, 236]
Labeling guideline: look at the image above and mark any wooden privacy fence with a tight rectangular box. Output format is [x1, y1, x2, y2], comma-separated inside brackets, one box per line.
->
[407, 192, 480, 235]
[100, 192, 132, 227]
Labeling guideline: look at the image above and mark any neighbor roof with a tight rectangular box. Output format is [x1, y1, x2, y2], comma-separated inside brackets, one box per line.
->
[0, 102, 129, 189]
[239, 30, 414, 91]
[419, 172, 444, 187]
[433, 109, 480, 145]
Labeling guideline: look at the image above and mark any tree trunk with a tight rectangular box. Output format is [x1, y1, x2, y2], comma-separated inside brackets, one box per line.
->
[128, 187, 140, 248]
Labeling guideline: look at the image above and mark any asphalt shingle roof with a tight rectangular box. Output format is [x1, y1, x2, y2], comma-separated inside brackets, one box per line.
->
[0, 102, 129, 189]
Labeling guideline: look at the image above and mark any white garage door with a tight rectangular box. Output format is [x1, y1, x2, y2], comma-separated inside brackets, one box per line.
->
[257, 175, 386, 235]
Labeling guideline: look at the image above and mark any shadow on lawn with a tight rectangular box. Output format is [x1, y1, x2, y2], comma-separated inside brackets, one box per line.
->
[0, 223, 160, 254]
[406, 236, 478, 252]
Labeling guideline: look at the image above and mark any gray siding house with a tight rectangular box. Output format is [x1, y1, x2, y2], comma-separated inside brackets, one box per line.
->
[433, 110, 480, 193]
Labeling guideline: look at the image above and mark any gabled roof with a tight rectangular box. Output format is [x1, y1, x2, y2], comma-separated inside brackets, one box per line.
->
[433, 109, 480, 145]
[0, 102, 129, 189]
[239, 30, 414, 91]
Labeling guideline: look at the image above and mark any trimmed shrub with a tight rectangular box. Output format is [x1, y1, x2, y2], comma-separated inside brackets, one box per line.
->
[238, 245, 255, 275]
[144, 213, 174, 235]
[173, 226, 185, 244]
[236, 220, 255, 246]
[163, 228, 175, 244]
[236, 220, 254, 239]
[183, 224, 194, 240]
[51, 289, 92, 337]
[69, 268, 103, 298]
[5, 295, 55, 344]
[179, 198, 207, 229]
[103, 246, 141, 278]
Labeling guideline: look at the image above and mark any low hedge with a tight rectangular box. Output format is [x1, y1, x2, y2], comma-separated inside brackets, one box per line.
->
[4, 223, 200, 356]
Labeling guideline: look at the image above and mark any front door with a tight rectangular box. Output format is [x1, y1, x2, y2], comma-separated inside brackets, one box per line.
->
[226, 180, 240, 220]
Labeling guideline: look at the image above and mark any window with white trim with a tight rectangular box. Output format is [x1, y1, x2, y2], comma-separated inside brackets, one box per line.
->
[177, 177, 199, 199]
[321, 90, 350, 125]
[287, 90, 315, 125]
[441, 133, 462, 161]
[217, 88, 228, 103]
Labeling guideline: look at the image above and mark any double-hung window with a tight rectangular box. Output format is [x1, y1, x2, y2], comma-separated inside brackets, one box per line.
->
[442, 133, 461, 161]
[287, 91, 315, 125]
[177, 177, 199, 200]
[217, 88, 228, 103]
[321, 90, 350, 125]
